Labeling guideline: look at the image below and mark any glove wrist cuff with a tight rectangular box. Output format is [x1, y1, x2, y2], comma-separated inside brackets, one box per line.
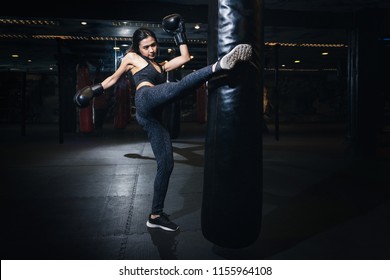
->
[174, 33, 187, 46]
[91, 83, 104, 96]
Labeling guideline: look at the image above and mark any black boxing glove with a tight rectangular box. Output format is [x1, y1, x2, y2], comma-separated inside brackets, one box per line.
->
[73, 83, 104, 108]
[162, 13, 187, 46]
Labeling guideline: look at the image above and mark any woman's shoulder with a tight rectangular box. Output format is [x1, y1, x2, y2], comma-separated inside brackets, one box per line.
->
[123, 52, 145, 68]
[124, 51, 139, 61]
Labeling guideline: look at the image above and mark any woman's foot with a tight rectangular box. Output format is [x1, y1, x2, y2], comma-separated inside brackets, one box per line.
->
[214, 44, 253, 72]
[146, 213, 179, 231]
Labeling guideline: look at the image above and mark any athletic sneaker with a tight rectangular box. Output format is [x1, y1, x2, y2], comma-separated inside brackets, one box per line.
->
[146, 213, 179, 231]
[216, 44, 253, 71]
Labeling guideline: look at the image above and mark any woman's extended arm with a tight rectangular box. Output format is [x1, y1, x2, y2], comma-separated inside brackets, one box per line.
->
[101, 52, 135, 89]
[163, 44, 191, 72]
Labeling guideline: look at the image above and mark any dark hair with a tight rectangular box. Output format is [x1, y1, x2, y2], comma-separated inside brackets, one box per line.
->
[127, 27, 159, 55]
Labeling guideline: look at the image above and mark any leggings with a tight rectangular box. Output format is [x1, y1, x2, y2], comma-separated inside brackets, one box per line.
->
[135, 64, 214, 215]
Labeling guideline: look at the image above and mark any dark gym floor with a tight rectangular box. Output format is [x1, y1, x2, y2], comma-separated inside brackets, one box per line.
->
[1, 121, 389, 260]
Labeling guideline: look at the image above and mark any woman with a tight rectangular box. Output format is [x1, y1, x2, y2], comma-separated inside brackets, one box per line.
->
[74, 14, 252, 231]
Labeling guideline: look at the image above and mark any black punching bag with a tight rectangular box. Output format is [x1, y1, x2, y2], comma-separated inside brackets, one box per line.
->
[202, 0, 264, 248]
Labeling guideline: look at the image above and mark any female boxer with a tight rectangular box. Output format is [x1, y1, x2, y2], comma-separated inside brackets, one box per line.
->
[74, 14, 252, 231]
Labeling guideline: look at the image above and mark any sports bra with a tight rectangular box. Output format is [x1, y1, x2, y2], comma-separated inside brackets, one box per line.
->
[132, 56, 165, 88]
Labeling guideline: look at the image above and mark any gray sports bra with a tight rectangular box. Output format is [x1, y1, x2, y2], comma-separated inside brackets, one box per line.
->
[132, 56, 165, 88]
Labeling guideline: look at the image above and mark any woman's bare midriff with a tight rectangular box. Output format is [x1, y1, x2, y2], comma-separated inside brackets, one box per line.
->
[136, 81, 155, 91]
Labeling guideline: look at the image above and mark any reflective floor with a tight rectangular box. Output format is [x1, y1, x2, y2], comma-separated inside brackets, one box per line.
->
[1, 121, 389, 260]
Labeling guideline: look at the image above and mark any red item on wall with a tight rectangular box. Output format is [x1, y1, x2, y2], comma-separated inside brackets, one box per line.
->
[76, 63, 93, 133]
[113, 75, 131, 129]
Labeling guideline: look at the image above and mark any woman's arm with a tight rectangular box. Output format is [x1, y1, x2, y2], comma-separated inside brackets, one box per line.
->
[163, 44, 191, 72]
[101, 52, 135, 89]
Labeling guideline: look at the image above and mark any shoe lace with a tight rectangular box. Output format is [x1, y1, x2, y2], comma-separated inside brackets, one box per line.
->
[160, 212, 170, 218]
[159, 212, 172, 223]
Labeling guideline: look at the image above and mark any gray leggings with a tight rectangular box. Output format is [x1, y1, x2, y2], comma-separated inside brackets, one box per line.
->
[135, 64, 214, 214]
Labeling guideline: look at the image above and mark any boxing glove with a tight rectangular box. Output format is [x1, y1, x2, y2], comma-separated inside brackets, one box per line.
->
[73, 83, 104, 108]
[162, 13, 187, 46]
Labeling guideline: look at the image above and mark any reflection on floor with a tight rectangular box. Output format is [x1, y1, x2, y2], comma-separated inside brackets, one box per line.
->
[1, 121, 389, 260]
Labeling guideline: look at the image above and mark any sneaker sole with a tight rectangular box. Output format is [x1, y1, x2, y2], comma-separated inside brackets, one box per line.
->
[220, 44, 252, 70]
[146, 221, 179, 231]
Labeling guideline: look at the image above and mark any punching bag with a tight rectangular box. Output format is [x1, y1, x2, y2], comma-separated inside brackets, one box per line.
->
[113, 74, 131, 130]
[76, 62, 93, 133]
[93, 62, 109, 130]
[202, 0, 264, 248]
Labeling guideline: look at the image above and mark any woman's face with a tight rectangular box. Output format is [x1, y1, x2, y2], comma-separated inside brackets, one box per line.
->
[139, 36, 158, 60]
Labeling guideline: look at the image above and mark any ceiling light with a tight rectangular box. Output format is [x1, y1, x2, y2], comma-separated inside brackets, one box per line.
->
[322, 52, 329, 56]
[294, 60, 300, 63]
[194, 24, 200, 30]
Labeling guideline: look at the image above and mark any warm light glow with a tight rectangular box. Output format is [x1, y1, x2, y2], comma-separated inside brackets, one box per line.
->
[11, 54, 19, 58]
[0, 18, 57, 25]
[265, 67, 338, 72]
[294, 60, 301, 63]
[265, 42, 346, 48]
[322, 52, 329, 56]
